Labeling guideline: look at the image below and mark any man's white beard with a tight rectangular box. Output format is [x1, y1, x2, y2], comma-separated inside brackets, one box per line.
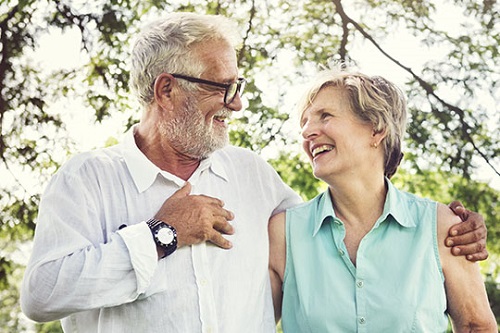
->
[160, 93, 230, 159]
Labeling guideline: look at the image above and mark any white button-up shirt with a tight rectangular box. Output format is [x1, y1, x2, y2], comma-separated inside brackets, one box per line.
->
[21, 127, 302, 332]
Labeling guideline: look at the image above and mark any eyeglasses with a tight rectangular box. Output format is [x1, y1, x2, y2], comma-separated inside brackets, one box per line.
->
[171, 73, 246, 105]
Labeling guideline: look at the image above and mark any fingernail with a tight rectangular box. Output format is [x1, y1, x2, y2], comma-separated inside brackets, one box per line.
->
[450, 230, 458, 236]
[446, 240, 454, 247]
[454, 247, 461, 255]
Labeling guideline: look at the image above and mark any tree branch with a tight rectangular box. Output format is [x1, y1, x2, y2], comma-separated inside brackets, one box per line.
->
[338, 4, 349, 62]
[238, 0, 256, 65]
[52, 0, 97, 53]
[0, 5, 20, 164]
[331, 0, 499, 177]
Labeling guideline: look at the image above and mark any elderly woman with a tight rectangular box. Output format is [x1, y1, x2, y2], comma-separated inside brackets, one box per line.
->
[268, 69, 497, 332]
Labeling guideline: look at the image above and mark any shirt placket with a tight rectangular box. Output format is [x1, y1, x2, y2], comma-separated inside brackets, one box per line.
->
[331, 219, 368, 332]
[355, 241, 367, 333]
[355, 224, 381, 333]
[192, 242, 218, 333]
[190, 176, 218, 333]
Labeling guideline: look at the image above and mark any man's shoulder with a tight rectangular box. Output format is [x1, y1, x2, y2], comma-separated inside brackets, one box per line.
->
[214, 145, 264, 163]
[57, 145, 123, 176]
[216, 145, 259, 156]
[212, 145, 280, 177]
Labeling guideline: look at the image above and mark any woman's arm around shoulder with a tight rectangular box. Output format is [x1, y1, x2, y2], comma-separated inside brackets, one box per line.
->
[269, 212, 287, 323]
[437, 203, 497, 332]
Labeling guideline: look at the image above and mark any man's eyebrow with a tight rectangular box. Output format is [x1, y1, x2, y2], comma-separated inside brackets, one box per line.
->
[221, 76, 239, 84]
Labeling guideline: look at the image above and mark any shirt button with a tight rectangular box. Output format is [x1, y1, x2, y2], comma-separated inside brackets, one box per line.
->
[356, 280, 364, 288]
[338, 249, 345, 256]
[359, 317, 366, 324]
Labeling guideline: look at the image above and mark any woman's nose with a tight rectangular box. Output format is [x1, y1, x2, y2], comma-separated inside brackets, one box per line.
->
[301, 120, 318, 140]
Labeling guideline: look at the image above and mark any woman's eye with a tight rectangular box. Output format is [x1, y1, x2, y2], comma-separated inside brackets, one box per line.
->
[320, 113, 332, 121]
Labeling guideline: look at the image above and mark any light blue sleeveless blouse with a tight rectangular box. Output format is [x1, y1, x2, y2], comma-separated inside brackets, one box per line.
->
[281, 180, 448, 332]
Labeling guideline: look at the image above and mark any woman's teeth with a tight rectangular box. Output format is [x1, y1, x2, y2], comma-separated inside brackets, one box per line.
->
[312, 145, 334, 157]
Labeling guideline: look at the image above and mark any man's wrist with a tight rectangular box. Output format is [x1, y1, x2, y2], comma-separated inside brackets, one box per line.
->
[146, 218, 177, 258]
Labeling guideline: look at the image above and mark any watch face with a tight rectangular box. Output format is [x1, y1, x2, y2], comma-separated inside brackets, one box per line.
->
[157, 227, 175, 245]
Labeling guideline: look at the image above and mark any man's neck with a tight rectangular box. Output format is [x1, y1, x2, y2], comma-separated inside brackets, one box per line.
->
[134, 124, 201, 181]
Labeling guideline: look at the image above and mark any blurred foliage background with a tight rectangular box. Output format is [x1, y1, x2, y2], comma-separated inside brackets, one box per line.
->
[0, 0, 498, 331]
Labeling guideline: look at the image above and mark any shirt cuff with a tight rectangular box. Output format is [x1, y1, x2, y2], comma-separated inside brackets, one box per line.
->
[117, 222, 157, 294]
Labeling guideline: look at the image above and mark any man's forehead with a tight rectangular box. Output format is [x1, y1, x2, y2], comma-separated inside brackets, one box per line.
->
[194, 41, 239, 80]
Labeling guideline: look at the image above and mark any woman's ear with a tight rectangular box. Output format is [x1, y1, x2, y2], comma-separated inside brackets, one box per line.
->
[372, 127, 387, 147]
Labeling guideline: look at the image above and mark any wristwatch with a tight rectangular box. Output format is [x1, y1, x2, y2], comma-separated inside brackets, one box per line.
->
[146, 218, 177, 258]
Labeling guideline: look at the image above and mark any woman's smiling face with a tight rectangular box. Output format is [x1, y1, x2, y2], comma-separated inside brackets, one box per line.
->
[300, 86, 377, 181]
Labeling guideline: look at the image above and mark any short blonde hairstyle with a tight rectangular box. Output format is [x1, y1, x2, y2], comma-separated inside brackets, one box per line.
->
[298, 69, 407, 177]
[129, 12, 242, 107]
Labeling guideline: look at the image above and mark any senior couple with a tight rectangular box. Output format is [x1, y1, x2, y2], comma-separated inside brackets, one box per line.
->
[21, 12, 496, 332]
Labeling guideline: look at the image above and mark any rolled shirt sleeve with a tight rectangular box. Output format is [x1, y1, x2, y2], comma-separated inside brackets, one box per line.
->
[117, 222, 158, 294]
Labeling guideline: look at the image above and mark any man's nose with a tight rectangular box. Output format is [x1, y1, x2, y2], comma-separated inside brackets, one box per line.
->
[226, 92, 243, 111]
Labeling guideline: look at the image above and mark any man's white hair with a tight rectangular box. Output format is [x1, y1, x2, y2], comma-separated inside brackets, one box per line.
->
[129, 12, 242, 107]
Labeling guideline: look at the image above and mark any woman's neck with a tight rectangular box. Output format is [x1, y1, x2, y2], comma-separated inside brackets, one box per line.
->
[328, 174, 387, 265]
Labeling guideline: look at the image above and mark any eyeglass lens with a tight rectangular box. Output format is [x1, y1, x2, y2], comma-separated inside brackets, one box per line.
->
[225, 79, 245, 104]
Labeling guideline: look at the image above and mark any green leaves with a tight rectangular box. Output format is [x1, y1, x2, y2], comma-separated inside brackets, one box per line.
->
[268, 152, 325, 201]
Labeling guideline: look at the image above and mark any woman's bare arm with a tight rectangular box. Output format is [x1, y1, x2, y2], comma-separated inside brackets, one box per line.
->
[268, 212, 287, 323]
[437, 203, 497, 332]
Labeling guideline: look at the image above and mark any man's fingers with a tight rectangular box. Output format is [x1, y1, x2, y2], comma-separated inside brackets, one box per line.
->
[448, 219, 478, 237]
[197, 194, 226, 208]
[448, 211, 483, 237]
[157, 189, 235, 249]
[213, 217, 235, 235]
[446, 209, 489, 262]
[209, 232, 233, 249]
[449, 200, 464, 211]
[448, 200, 467, 222]
[446, 226, 486, 247]
[171, 182, 192, 198]
[212, 207, 234, 221]
[451, 243, 488, 261]
[465, 251, 489, 262]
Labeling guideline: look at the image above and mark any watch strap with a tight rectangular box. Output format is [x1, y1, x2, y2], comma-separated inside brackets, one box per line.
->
[146, 218, 177, 258]
[146, 218, 164, 229]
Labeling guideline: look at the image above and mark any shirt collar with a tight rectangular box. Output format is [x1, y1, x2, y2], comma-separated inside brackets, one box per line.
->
[312, 178, 415, 237]
[206, 155, 228, 182]
[312, 190, 336, 236]
[379, 178, 416, 228]
[121, 126, 228, 193]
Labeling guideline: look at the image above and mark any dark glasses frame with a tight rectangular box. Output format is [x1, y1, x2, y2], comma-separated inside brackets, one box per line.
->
[171, 73, 246, 105]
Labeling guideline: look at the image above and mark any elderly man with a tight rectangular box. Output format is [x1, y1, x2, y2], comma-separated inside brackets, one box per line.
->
[21, 12, 487, 333]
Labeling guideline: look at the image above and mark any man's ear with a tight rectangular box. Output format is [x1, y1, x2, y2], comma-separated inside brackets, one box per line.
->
[153, 73, 175, 108]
